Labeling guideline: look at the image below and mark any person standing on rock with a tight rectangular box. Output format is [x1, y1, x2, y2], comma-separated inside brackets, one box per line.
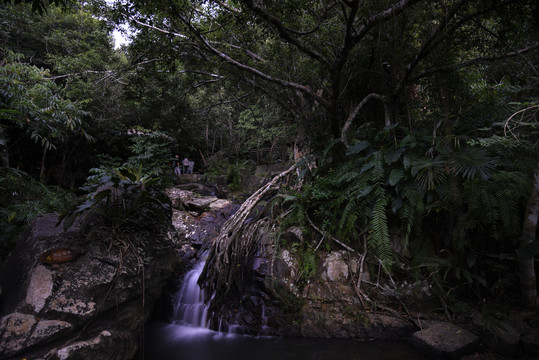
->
[182, 157, 190, 174]
[172, 155, 181, 176]
[188, 160, 194, 174]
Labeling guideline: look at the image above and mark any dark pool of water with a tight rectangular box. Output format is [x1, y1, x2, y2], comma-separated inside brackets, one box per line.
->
[141, 322, 431, 360]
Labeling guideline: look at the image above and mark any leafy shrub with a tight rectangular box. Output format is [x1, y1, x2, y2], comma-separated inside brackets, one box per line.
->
[280, 123, 532, 306]
[205, 153, 250, 192]
[0, 167, 76, 261]
[59, 165, 172, 240]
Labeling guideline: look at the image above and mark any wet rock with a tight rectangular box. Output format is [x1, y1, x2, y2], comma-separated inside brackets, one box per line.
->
[188, 212, 222, 246]
[0, 313, 72, 358]
[32, 319, 73, 342]
[272, 249, 299, 279]
[252, 229, 277, 277]
[186, 196, 219, 213]
[322, 251, 350, 282]
[0, 213, 179, 360]
[166, 188, 194, 209]
[280, 226, 304, 243]
[51, 330, 136, 360]
[168, 186, 234, 214]
[171, 199, 237, 248]
[300, 296, 413, 339]
[409, 322, 479, 359]
[175, 182, 213, 195]
[209, 198, 233, 211]
[242, 175, 265, 194]
[0, 214, 82, 317]
[25, 264, 54, 313]
[0, 313, 37, 357]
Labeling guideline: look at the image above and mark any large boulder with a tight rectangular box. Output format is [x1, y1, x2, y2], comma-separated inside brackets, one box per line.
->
[0, 213, 180, 360]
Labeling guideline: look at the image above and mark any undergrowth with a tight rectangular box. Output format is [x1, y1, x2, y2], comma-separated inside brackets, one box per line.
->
[276, 124, 533, 316]
[0, 167, 76, 263]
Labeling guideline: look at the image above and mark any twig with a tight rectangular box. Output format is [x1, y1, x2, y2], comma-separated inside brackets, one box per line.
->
[357, 234, 367, 294]
[305, 214, 356, 252]
[504, 104, 539, 139]
[314, 233, 326, 251]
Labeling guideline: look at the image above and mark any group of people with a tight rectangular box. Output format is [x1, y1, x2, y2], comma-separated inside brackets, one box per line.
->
[172, 155, 194, 176]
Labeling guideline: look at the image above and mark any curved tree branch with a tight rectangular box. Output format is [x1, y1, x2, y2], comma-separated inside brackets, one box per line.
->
[409, 43, 539, 83]
[341, 93, 387, 144]
[199, 162, 299, 304]
[171, 9, 330, 108]
[243, 0, 331, 65]
[352, 0, 422, 41]
[400, 0, 519, 92]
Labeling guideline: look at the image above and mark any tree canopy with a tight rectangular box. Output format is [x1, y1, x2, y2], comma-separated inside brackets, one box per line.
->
[1, 0, 538, 307]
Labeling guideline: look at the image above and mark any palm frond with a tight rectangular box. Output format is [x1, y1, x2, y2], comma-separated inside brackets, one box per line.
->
[450, 148, 495, 180]
[412, 155, 447, 190]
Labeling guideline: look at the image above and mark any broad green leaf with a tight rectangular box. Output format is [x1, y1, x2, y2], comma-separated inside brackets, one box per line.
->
[384, 148, 405, 165]
[389, 168, 404, 186]
[346, 141, 370, 155]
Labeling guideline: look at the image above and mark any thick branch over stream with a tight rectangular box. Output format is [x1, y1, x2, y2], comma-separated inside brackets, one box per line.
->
[198, 163, 298, 304]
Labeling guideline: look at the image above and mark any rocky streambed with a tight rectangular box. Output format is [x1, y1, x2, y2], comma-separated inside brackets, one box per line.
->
[1, 182, 538, 359]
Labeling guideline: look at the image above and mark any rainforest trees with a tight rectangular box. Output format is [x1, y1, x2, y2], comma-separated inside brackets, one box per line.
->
[114, 0, 538, 307]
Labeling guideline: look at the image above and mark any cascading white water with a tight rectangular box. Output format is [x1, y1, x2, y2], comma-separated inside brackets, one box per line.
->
[172, 260, 210, 329]
[146, 260, 429, 360]
[172, 259, 268, 336]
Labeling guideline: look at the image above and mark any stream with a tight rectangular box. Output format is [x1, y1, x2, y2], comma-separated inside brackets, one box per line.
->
[141, 260, 431, 360]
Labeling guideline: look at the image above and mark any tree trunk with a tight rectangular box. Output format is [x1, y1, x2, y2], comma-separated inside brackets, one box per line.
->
[0, 127, 9, 168]
[39, 146, 48, 180]
[520, 157, 539, 308]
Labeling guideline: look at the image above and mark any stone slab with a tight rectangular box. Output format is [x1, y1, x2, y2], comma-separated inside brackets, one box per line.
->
[409, 322, 479, 359]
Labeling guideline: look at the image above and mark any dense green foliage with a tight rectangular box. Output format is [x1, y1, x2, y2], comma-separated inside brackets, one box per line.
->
[59, 165, 171, 237]
[0, 167, 76, 261]
[0, 0, 538, 308]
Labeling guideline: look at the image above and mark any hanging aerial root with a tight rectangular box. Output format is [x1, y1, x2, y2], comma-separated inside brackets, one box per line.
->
[199, 163, 299, 303]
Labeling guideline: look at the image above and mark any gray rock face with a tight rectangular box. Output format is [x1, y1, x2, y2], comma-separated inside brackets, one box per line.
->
[167, 187, 234, 214]
[186, 196, 219, 212]
[0, 214, 179, 360]
[0, 312, 73, 358]
[52, 330, 136, 360]
[221, 231, 417, 340]
[25, 265, 54, 313]
[409, 322, 479, 359]
[168, 188, 238, 247]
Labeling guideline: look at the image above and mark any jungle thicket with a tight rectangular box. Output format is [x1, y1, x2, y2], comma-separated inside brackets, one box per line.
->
[1, 0, 538, 310]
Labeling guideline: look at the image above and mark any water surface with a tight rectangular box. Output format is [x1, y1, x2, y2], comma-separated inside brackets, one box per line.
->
[142, 322, 430, 360]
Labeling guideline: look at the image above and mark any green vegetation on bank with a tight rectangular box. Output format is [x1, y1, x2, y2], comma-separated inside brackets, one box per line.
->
[1, 0, 538, 310]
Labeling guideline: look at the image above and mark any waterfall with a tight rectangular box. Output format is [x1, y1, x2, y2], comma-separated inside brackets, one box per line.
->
[170, 257, 268, 337]
[172, 260, 210, 330]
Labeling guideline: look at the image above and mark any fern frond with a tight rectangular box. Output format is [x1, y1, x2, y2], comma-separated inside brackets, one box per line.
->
[337, 197, 360, 239]
[491, 171, 531, 237]
[462, 169, 531, 239]
[398, 185, 425, 251]
[368, 185, 392, 273]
